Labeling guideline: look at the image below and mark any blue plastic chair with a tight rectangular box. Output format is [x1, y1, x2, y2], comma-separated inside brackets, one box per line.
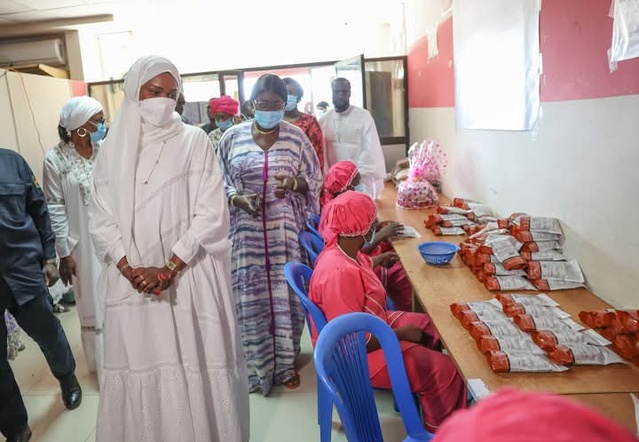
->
[284, 262, 419, 441]
[386, 297, 398, 311]
[284, 262, 332, 442]
[298, 231, 325, 267]
[314, 313, 434, 442]
[307, 213, 322, 239]
[284, 262, 328, 341]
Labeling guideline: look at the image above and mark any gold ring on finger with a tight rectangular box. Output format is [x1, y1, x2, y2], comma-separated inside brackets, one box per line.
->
[141, 280, 148, 286]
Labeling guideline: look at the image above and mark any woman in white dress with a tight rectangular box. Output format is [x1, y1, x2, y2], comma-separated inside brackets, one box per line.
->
[89, 55, 249, 442]
[43, 96, 106, 380]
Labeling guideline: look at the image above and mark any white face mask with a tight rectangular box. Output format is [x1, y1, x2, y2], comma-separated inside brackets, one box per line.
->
[139, 97, 176, 127]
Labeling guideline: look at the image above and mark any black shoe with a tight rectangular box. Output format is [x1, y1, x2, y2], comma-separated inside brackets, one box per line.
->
[7, 425, 32, 442]
[59, 374, 82, 410]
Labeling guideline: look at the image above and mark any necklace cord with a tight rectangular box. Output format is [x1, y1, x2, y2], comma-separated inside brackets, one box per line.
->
[143, 141, 168, 185]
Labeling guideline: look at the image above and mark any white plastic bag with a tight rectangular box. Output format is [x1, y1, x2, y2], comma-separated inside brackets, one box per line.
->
[609, 0, 639, 71]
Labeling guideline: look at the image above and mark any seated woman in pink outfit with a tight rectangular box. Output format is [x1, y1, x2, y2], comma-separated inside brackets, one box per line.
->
[318, 161, 413, 311]
[310, 191, 467, 432]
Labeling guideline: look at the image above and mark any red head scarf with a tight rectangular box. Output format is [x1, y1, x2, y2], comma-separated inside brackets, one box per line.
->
[323, 190, 376, 246]
[434, 388, 638, 442]
[209, 95, 239, 115]
[320, 161, 358, 207]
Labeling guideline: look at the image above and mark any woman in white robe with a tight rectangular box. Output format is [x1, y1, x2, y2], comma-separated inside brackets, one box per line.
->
[89, 55, 249, 442]
[43, 96, 106, 380]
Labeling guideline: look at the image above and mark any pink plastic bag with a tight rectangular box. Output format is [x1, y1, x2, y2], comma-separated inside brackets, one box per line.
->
[411, 139, 447, 188]
[396, 139, 445, 209]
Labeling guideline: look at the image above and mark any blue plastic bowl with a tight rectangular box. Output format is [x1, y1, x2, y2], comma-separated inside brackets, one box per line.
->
[418, 241, 460, 265]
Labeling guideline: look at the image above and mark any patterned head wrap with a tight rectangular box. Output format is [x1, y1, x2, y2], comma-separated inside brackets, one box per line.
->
[322, 190, 376, 246]
[209, 95, 239, 115]
[433, 388, 638, 442]
[321, 161, 358, 207]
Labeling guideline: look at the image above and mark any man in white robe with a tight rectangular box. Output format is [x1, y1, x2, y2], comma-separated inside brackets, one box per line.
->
[90, 55, 249, 442]
[319, 78, 387, 199]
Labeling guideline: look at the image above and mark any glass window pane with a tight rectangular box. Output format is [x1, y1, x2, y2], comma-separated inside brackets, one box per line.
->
[221, 75, 240, 102]
[335, 55, 365, 109]
[88, 82, 124, 124]
[364, 59, 406, 138]
[182, 74, 221, 126]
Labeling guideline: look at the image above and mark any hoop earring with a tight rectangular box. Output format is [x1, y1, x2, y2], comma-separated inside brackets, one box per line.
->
[77, 127, 88, 138]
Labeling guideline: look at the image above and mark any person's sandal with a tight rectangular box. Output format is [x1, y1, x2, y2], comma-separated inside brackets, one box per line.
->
[283, 372, 301, 390]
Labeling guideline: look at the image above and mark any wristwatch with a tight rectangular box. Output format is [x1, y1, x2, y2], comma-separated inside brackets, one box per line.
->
[44, 258, 57, 266]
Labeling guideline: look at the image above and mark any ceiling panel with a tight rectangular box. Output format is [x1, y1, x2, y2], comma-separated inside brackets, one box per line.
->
[0, 1, 32, 15]
[0, 1, 119, 24]
[12, 0, 86, 10]
[0, 0, 204, 27]
[0, 10, 56, 21]
[46, 4, 117, 18]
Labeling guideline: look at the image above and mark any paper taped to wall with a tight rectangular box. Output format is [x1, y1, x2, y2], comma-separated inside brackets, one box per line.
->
[609, 0, 639, 71]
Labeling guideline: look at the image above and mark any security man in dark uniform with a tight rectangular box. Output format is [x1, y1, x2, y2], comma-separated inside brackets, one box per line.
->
[0, 148, 82, 442]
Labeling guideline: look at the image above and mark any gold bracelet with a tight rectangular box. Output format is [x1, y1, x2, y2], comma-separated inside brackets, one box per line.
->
[292, 177, 299, 192]
[119, 263, 130, 273]
[229, 194, 238, 206]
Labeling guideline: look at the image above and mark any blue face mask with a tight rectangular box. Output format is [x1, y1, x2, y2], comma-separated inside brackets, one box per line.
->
[254, 109, 284, 130]
[90, 122, 107, 143]
[285, 95, 298, 112]
[354, 184, 364, 192]
[362, 228, 376, 249]
[216, 119, 233, 131]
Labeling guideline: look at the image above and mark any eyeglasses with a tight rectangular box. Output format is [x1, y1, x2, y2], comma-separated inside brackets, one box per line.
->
[88, 118, 105, 126]
[253, 100, 285, 111]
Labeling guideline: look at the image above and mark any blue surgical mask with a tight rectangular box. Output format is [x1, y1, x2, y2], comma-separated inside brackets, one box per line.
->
[216, 119, 233, 131]
[285, 95, 298, 111]
[254, 109, 284, 130]
[362, 228, 376, 249]
[354, 184, 364, 192]
[90, 122, 107, 143]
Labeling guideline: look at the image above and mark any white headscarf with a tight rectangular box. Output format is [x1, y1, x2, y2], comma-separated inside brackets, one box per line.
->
[59, 96, 103, 131]
[100, 55, 183, 264]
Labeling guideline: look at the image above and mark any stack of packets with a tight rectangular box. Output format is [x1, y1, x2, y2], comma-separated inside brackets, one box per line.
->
[450, 293, 624, 373]
[458, 215, 587, 291]
[579, 310, 639, 360]
[424, 198, 496, 236]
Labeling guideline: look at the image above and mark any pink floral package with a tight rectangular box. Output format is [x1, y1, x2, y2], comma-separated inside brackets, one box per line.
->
[396, 139, 446, 209]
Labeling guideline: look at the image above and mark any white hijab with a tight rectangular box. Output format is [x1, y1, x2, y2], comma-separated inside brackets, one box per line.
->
[59, 96, 103, 131]
[102, 55, 183, 263]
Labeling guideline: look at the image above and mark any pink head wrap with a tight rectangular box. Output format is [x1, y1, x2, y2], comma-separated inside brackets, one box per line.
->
[434, 388, 637, 442]
[323, 190, 376, 246]
[320, 161, 358, 207]
[208, 95, 239, 115]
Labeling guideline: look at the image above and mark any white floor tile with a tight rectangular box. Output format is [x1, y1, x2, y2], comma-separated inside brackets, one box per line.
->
[84, 428, 96, 442]
[25, 394, 98, 442]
